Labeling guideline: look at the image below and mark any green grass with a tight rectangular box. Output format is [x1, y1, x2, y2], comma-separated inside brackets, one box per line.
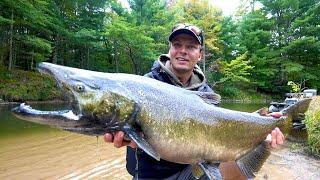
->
[304, 97, 320, 158]
[215, 85, 280, 103]
[0, 65, 62, 102]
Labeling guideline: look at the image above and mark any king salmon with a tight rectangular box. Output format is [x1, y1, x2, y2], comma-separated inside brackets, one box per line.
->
[12, 62, 312, 179]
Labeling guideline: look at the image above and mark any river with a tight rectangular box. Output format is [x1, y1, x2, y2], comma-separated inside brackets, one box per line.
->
[0, 103, 319, 179]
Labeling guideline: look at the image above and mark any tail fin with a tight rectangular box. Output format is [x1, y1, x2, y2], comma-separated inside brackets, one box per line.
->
[236, 141, 270, 179]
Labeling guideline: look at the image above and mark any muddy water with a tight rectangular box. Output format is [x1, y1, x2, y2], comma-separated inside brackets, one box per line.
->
[0, 104, 130, 179]
[0, 131, 129, 179]
[1, 103, 319, 180]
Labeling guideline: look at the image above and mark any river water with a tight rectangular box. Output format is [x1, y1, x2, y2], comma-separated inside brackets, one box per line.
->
[0, 103, 319, 180]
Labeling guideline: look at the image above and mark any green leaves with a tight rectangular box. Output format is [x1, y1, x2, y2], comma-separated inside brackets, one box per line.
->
[287, 81, 302, 93]
[218, 52, 253, 84]
[104, 17, 157, 74]
[304, 97, 320, 158]
[0, 15, 14, 25]
[219, 0, 320, 93]
[0, 0, 319, 98]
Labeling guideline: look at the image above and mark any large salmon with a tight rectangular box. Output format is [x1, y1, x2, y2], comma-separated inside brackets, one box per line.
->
[12, 62, 312, 179]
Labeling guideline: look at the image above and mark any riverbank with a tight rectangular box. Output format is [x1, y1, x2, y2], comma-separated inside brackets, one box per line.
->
[0, 66, 62, 102]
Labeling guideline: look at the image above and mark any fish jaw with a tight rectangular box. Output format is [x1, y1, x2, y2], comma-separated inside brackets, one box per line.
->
[11, 103, 109, 135]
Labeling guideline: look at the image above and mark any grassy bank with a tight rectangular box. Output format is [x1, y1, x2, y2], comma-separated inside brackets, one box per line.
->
[0, 66, 61, 102]
[304, 96, 320, 158]
[216, 86, 281, 103]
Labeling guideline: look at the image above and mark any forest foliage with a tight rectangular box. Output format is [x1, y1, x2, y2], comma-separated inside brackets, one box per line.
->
[0, 0, 319, 98]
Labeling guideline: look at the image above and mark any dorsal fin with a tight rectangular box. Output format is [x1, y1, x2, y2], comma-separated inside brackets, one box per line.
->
[236, 141, 270, 179]
[193, 92, 221, 105]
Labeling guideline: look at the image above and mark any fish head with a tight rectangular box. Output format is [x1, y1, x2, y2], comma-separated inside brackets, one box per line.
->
[12, 62, 134, 135]
[38, 62, 108, 119]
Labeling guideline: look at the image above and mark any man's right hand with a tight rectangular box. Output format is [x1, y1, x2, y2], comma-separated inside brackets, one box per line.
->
[104, 131, 138, 148]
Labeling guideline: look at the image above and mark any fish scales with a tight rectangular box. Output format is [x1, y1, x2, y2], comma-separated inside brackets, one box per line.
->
[12, 62, 312, 179]
[107, 77, 281, 163]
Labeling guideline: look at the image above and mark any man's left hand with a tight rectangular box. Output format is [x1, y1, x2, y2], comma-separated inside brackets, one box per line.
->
[265, 127, 285, 148]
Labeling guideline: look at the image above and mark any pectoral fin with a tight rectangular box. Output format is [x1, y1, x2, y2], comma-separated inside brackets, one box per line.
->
[236, 141, 270, 179]
[198, 162, 222, 180]
[122, 124, 160, 161]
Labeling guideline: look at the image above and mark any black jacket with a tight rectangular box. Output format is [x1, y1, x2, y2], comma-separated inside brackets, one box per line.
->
[126, 58, 213, 179]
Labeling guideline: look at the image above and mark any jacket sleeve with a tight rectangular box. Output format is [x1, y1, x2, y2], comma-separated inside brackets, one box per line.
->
[144, 72, 155, 79]
[198, 84, 214, 93]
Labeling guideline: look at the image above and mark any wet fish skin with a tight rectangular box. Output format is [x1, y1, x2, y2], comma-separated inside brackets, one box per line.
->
[12, 62, 312, 179]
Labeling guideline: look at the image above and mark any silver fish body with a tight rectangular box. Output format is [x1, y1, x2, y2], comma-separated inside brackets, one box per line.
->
[12, 62, 312, 179]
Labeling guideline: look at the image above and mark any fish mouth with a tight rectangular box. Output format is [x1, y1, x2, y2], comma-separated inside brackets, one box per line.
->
[12, 103, 105, 135]
[12, 103, 80, 121]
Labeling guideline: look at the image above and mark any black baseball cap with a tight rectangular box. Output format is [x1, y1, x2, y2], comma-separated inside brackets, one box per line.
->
[168, 24, 204, 46]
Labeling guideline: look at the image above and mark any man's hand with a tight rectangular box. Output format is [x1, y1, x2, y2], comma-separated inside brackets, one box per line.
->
[104, 131, 137, 148]
[268, 112, 283, 118]
[265, 127, 285, 148]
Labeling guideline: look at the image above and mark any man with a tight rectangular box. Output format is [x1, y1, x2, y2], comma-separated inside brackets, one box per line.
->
[104, 23, 285, 179]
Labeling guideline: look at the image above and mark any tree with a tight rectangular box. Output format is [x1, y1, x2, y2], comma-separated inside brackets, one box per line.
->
[104, 17, 156, 74]
[171, 0, 223, 74]
[0, 0, 52, 70]
[259, 0, 320, 90]
[208, 52, 253, 86]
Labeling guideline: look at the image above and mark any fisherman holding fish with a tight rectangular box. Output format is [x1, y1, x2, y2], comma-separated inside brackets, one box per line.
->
[104, 23, 285, 179]
[10, 23, 289, 179]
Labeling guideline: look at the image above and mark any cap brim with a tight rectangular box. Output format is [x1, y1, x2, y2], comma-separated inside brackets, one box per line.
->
[168, 29, 201, 45]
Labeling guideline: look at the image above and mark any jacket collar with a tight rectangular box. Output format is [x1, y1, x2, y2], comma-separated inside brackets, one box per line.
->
[155, 54, 207, 90]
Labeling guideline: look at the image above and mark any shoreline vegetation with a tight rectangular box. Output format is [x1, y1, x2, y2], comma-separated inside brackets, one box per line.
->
[0, 66, 63, 103]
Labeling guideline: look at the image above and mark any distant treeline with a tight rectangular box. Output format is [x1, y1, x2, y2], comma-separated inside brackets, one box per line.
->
[0, 0, 319, 96]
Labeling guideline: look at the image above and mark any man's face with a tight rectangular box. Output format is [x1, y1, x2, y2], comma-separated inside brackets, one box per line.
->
[169, 34, 202, 74]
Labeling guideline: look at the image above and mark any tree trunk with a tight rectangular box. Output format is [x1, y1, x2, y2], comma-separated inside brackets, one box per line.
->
[30, 49, 34, 70]
[63, 41, 67, 65]
[127, 44, 138, 74]
[8, 10, 13, 70]
[86, 44, 89, 69]
[0, 40, 3, 65]
[52, 35, 59, 64]
[81, 44, 85, 68]
[114, 40, 119, 73]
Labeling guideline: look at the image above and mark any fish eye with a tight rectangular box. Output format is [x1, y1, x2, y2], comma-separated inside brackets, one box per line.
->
[75, 85, 85, 92]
